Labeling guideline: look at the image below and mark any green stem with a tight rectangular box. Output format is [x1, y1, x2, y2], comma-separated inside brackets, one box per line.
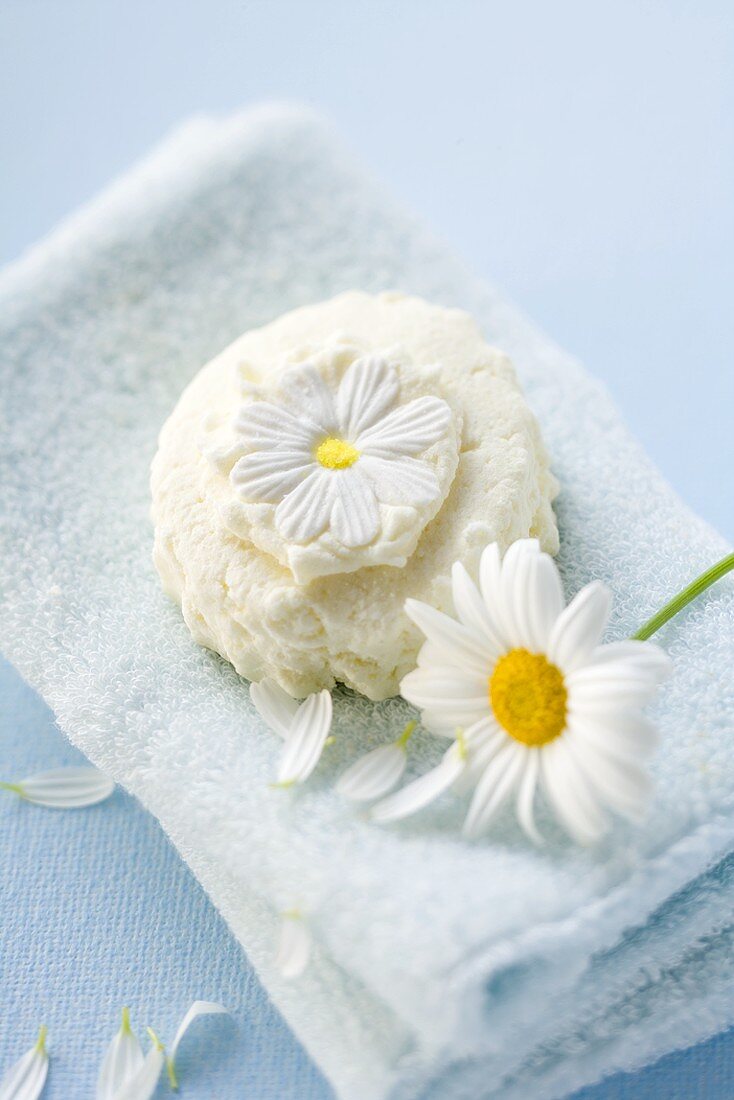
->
[632, 552, 734, 641]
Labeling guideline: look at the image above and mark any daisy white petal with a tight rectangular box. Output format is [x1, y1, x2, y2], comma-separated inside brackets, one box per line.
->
[231, 451, 312, 503]
[112, 1034, 165, 1100]
[275, 469, 333, 542]
[336, 355, 399, 437]
[450, 562, 504, 654]
[337, 740, 409, 802]
[478, 542, 508, 644]
[540, 740, 609, 845]
[0, 1028, 48, 1100]
[169, 1001, 230, 1074]
[565, 731, 650, 823]
[276, 912, 312, 979]
[359, 454, 440, 507]
[330, 467, 380, 548]
[371, 740, 466, 824]
[498, 539, 541, 647]
[400, 668, 488, 710]
[516, 750, 543, 844]
[404, 598, 489, 674]
[453, 720, 506, 793]
[1, 767, 114, 809]
[566, 711, 659, 761]
[279, 364, 337, 434]
[548, 580, 612, 673]
[586, 640, 672, 680]
[525, 551, 565, 651]
[250, 678, 299, 740]
[277, 690, 333, 784]
[568, 675, 662, 709]
[463, 742, 525, 839]
[234, 401, 318, 452]
[96, 1009, 143, 1100]
[357, 396, 451, 457]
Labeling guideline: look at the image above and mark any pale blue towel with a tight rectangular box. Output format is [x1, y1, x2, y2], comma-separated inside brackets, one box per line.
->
[1, 105, 733, 1100]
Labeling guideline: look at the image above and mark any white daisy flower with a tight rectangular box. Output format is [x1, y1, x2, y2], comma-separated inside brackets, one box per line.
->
[373, 540, 671, 845]
[231, 355, 451, 549]
[250, 678, 332, 786]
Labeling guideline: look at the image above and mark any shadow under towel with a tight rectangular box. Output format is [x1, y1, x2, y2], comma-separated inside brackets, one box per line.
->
[1, 105, 733, 1100]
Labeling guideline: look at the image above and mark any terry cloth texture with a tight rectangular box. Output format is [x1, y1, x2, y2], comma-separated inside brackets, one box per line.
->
[1, 105, 733, 1100]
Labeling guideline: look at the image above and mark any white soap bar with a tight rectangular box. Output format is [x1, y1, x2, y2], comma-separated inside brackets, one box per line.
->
[151, 291, 558, 699]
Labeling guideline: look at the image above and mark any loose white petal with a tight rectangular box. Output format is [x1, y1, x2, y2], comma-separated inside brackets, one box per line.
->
[516, 750, 543, 844]
[337, 742, 408, 802]
[112, 1039, 165, 1100]
[234, 401, 318, 452]
[231, 451, 312, 503]
[276, 913, 312, 979]
[359, 454, 440, 507]
[96, 1010, 143, 1100]
[357, 396, 451, 457]
[404, 598, 490, 675]
[4, 768, 114, 809]
[450, 562, 504, 655]
[169, 1001, 230, 1063]
[275, 469, 333, 542]
[0, 1029, 48, 1100]
[250, 678, 299, 740]
[279, 364, 337, 434]
[540, 740, 609, 845]
[463, 742, 525, 839]
[330, 467, 380, 548]
[277, 690, 333, 784]
[336, 355, 399, 438]
[548, 581, 612, 673]
[371, 742, 466, 823]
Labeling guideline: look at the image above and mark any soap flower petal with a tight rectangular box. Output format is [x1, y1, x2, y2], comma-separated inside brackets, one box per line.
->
[232, 355, 451, 550]
[373, 540, 670, 845]
[0, 767, 114, 809]
[0, 1027, 49, 1100]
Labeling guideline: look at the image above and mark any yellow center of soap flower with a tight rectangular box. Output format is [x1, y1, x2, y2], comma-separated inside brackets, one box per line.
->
[315, 436, 361, 470]
[489, 648, 567, 747]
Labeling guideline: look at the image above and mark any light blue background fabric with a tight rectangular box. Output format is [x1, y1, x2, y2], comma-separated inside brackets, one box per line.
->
[0, 2, 732, 1098]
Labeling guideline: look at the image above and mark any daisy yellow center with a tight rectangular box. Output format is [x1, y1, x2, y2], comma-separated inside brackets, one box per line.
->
[315, 436, 360, 469]
[489, 648, 567, 747]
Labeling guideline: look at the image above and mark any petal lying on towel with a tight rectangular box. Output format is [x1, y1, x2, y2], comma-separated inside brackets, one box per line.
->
[1, 767, 114, 809]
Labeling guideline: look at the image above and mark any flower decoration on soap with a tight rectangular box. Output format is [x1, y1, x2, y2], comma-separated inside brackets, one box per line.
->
[372, 540, 671, 845]
[231, 355, 451, 550]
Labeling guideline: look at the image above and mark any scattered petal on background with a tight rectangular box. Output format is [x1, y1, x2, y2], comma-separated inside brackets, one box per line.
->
[277, 690, 332, 784]
[0, 767, 114, 809]
[112, 1032, 165, 1100]
[275, 912, 312, 979]
[168, 1001, 230, 1078]
[96, 1009, 143, 1100]
[371, 741, 466, 824]
[0, 1027, 49, 1100]
[250, 678, 299, 740]
[337, 741, 408, 802]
